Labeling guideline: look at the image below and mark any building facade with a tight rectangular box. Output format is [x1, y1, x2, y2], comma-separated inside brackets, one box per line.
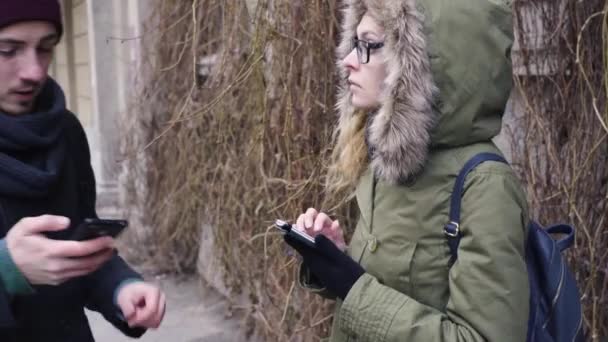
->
[51, 0, 150, 215]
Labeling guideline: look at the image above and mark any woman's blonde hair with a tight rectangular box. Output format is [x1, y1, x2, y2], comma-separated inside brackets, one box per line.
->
[324, 7, 377, 204]
[325, 109, 369, 202]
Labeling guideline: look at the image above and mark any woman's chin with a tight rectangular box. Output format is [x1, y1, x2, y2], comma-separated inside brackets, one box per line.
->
[351, 97, 379, 110]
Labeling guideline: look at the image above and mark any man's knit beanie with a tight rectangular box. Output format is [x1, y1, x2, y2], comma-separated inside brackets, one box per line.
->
[0, 0, 63, 37]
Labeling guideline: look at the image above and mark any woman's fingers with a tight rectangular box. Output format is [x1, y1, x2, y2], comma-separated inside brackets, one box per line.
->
[295, 209, 343, 244]
[304, 208, 318, 229]
[331, 220, 340, 231]
[296, 214, 306, 231]
[293, 210, 347, 251]
[314, 212, 332, 232]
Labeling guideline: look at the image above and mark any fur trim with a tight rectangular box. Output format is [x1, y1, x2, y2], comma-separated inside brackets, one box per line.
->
[336, 0, 437, 183]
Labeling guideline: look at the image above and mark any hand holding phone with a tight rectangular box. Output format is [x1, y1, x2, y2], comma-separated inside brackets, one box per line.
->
[295, 209, 346, 251]
[71, 218, 128, 241]
[275, 219, 316, 248]
[5, 215, 116, 285]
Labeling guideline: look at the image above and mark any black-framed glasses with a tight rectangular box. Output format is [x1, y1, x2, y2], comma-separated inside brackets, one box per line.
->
[351, 37, 384, 64]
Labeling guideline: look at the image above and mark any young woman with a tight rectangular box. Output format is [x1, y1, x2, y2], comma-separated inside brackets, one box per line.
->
[283, 0, 529, 341]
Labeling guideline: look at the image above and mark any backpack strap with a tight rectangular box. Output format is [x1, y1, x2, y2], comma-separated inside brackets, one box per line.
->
[545, 223, 575, 252]
[445, 152, 508, 265]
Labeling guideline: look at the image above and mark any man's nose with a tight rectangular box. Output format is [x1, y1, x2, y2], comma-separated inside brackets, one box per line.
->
[18, 52, 47, 84]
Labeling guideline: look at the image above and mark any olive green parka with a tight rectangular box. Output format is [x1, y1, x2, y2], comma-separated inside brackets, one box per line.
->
[302, 0, 530, 341]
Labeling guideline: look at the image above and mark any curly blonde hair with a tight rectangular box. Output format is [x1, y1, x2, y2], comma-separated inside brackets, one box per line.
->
[325, 109, 369, 201]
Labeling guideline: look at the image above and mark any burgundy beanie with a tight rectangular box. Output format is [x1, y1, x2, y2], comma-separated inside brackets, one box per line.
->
[0, 0, 63, 37]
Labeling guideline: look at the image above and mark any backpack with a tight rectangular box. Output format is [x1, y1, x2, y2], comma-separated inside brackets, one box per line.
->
[444, 152, 585, 342]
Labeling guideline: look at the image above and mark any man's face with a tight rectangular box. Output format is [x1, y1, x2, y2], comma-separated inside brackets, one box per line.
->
[0, 21, 58, 115]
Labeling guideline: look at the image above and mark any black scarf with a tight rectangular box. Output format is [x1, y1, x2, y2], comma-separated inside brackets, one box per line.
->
[0, 79, 67, 198]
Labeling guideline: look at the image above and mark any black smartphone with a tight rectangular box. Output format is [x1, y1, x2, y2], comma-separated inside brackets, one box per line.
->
[71, 218, 128, 241]
[275, 219, 316, 248]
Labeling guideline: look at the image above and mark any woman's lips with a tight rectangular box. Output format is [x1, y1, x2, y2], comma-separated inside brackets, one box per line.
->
[348, 79, 361, 88]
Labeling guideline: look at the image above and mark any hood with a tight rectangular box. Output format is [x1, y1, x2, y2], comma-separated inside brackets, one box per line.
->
[335, 0, 514, 183]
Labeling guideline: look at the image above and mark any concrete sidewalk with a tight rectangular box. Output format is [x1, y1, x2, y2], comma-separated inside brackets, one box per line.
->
[87, 275, 248, 342]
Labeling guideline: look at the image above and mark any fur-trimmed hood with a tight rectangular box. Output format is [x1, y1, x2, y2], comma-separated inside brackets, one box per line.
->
[335, 0, 514, 183]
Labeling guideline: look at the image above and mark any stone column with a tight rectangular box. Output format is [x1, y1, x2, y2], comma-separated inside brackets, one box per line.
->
[86, 0, 148, 216]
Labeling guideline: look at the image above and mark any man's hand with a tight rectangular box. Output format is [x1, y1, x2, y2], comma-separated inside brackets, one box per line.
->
[5, 215, 115, 285]
[116, 282, 166, 329]
[295, 208, 346, 251]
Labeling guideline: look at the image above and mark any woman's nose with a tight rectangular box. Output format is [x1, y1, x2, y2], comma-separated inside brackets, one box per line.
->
[342, 48, 359, 71]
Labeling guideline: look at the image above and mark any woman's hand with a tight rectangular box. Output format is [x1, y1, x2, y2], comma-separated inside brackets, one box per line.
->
[284, 234, 364, 300]
[295, 208, 346, 251]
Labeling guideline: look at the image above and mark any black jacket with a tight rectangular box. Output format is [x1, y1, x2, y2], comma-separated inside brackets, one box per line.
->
[0, 112, 145, 341]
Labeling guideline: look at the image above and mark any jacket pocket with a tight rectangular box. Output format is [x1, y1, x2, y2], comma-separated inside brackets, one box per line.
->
[359, 233, 417, 296]
[409, 240, 451, 309]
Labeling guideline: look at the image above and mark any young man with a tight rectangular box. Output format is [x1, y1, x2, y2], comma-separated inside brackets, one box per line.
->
[0, 1, 166, 341]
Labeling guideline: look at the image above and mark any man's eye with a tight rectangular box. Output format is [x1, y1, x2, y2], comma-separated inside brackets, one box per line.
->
[37, 47, 54, 54]
[0, 49, 16, 57]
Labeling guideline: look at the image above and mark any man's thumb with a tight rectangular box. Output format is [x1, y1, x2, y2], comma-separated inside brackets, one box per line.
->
[121, 301, 136, 320]
[16, 215, 70, 234]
